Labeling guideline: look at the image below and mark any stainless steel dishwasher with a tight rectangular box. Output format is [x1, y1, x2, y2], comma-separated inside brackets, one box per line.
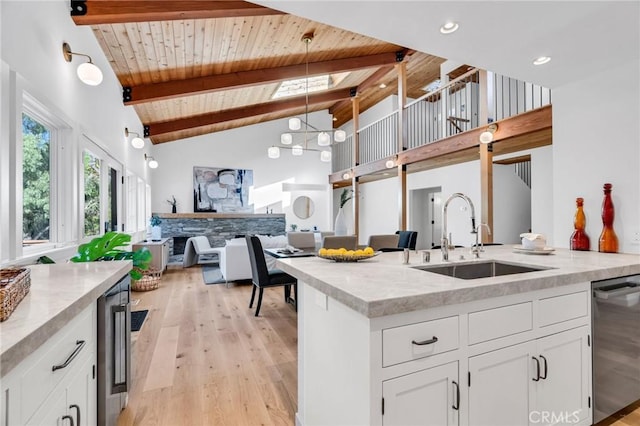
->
[592, 274, 640, 423]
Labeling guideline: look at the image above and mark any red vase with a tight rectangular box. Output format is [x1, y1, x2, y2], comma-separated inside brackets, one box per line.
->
[570, 198, 590, 251]
[598, 183, 619, 253]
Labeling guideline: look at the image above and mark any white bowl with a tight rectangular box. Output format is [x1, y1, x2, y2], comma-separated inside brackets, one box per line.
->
[522, 237, 546, 250]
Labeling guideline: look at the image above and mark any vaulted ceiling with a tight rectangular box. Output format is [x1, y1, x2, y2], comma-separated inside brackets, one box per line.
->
[70, 1, 445, 145]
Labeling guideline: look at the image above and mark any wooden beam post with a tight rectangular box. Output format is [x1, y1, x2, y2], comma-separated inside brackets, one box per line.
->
[396, 62, 407, 231]
[352, 97, 360, 240]
[479, 142, 494, 243]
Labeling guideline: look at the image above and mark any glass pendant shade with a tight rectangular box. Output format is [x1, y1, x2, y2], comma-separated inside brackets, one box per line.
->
[281, 133, 293, 145]
[334, 129, 346, 142]
[288, 118, 301, 130]
[292, 145, 303, 156]
[317, 132, 331, 146]
[148, 159, 159, 169]
[320, 151, 332, 162]
[77, 62, 103, 86]
[131, 137, 145, 149]
[268, 146, 280, 159]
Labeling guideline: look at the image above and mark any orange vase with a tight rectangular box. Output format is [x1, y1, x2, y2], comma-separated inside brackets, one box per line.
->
[598, 183, 618, 253]
[570, 198, 590, 251]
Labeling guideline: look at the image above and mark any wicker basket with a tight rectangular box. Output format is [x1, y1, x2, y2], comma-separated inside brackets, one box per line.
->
[131, 268, 161, 292]
[0, 268, 31, 322]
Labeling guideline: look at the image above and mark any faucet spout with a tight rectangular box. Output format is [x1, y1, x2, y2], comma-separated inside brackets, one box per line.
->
[441, 193, 477, 261]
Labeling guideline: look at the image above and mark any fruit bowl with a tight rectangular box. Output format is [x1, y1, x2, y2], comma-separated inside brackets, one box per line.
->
[317, 252, 377, 262]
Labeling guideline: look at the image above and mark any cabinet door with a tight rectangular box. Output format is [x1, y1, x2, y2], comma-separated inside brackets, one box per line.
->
[26, 389, 66, 426]
[383, 361, 459, 426]
[534, 326, 591, 426]
[66, 357, 95, 426]
[468, 341, 536, 426]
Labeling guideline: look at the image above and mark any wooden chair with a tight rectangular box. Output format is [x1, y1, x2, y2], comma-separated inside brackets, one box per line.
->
[367, 234, 400, 251]
[322, 235, 357, 250]
[287, 231, 316, 250]
[245, 235, 297, 317]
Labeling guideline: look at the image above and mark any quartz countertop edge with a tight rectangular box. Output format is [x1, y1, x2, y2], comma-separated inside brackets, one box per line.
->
[275, 247, 640, 318]
[0, 261, 132, 378]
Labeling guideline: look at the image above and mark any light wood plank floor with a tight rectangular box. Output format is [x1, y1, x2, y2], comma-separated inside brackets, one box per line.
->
[118, 266, 298, 426]
[119, 266, 640, 426]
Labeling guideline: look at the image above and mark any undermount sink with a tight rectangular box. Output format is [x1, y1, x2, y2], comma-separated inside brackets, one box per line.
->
[413, 260, 552, 280]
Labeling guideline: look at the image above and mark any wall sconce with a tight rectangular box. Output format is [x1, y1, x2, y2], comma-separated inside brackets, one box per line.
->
[385, 155, 398, 169]
[342, 170, 352, 180]
[144, 153, 158, 169]
[62, 42, 103, 86]
[479, 123, 498, 144]
[124, 127, 145, 149]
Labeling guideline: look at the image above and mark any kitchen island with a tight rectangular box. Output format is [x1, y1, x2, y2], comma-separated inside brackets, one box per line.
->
[0, 261, 131, 425]
[276, 247, 640, 426]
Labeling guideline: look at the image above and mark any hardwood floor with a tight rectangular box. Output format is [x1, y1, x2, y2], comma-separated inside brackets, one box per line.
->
[119, 266, 640, 426]
[118, 266, 298, 426]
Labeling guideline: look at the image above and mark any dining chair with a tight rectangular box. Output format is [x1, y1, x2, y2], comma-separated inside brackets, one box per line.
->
[396, 231, 418, 250]
[322, 235, 357, 250]
[367, 234, 400, 251]
[245, 235, 297, 317]
[287, 231, 316, 250]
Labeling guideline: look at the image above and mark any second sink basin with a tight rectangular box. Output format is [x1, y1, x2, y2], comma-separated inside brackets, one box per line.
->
[413, 260, 551, 280]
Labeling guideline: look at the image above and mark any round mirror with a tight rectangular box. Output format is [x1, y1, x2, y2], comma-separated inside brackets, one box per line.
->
[292, 196, 314, 219]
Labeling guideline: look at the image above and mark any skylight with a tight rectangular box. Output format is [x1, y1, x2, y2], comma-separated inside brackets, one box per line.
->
[272, 72, 349, 99]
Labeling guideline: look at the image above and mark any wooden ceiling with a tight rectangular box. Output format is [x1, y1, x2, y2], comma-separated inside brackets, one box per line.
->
[71, 0, 445, 144]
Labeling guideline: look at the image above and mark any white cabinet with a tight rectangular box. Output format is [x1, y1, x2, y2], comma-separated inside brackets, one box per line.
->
[468, 326, 591, 426]
[1, 305, 96, 426]
[383, 361, 459, 426]
[133, 238, 169, 272]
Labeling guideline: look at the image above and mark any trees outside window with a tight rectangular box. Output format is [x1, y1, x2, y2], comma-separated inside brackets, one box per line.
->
[22, 113, 50, 244]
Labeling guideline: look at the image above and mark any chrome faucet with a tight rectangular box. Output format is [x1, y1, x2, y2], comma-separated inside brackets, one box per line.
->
[441, 193, 477, 261]
[471, 223, 492, 258]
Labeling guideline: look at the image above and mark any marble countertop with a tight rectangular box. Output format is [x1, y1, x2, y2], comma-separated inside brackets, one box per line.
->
[0, 261, 131, 377]
[276, 246, 640, 318]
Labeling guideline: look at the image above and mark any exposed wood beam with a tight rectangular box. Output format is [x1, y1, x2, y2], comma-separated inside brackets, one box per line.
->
[70, 1, 284, 25]
[329, 65, 394, 114]
[494, 154, 531, 165]
[146, 87, 356, 137]
[123, 51, 406, 105]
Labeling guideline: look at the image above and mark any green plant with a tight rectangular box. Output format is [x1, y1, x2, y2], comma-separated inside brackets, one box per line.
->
[70, 231, 152, 280]
[339, 188, 354, 209]
[290, 223, 298, 231]
[150, 215, 162, 226]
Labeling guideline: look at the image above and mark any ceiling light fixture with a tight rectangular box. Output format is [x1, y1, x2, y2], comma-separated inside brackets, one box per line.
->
[379, 83, 387, 89]
[62, 42, 103, 86]
[144, 153, 158, 169]
[479, 123, 498, 144]
[124, 127, 145, 149]
[270, 32, 346, 163]
[533, 56, 551, 66]
[440, 21, 459, 34]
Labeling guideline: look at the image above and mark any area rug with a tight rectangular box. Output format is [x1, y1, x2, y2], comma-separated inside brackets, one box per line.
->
[202, 265, 227, 285]
[131, 310, 148, 332]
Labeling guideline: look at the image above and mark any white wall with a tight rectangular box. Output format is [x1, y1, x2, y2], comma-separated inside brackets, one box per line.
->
[530, 146, 554, 244]
[150, 110, 333, 232]
[493, 165, 531, 244]
[357, 178, 399, 245]
[552, 59, 640, 253]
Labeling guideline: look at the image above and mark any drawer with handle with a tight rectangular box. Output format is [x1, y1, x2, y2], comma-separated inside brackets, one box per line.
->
[20, 305, 94, 423]
[382, 316, 459, 367]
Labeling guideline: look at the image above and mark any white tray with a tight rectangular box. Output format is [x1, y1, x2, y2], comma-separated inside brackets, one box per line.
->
[512, 245, 555, 255]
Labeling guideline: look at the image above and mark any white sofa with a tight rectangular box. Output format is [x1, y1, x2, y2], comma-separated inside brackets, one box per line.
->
[185, 235, 288, 283]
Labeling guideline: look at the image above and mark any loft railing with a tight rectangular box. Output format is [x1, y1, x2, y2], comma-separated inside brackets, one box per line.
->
[331, 68, 552, 174]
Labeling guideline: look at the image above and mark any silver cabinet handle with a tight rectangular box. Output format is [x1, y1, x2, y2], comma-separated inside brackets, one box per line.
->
[412, 336, 438, 346]
[52, 340, 85, 372]
[70, 404, 81, 426]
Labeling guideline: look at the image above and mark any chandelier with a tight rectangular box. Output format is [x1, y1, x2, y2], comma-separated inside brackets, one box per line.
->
[268, 33, 346, 162]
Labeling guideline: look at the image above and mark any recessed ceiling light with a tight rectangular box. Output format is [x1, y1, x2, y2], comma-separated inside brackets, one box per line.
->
[332, 117, 337, 121]
[440, 21, 459, 34]
[379, 83, 387, 89]
[533, 56, 551, 66]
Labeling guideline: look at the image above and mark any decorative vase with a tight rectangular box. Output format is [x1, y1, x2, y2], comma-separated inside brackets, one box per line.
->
[598, 183, 618, 253]
[172, 205, 177, 214]
[151, 225, 162, 240]
[570, 197, 590, 251]
[334, 208, 348, 236]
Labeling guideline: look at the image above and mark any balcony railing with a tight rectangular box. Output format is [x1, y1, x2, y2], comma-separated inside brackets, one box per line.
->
[332, 69, 552, 174]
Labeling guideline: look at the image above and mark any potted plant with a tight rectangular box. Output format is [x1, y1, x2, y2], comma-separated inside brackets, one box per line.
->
[335, 188, 354, 236]
[150, 215, 162, 240]
[167, 195, 178, 213]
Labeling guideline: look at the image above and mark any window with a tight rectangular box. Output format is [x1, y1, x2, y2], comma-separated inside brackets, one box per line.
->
[83, 150, 101, 237]
[137, 177, 146, 231]
[272, 72, 350, 99]
[22, 113, 51, 245]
